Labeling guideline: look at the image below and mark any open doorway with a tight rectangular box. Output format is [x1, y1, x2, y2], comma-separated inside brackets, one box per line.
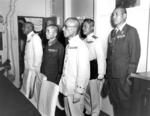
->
[17, 16, 57, 87]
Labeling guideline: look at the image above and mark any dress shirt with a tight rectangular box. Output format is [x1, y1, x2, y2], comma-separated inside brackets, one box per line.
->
[116, 22, 127, 31]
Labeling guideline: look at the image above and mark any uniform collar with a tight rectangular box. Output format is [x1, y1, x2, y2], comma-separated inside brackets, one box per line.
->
[48, 39, 57, 46]
[86, 33, 94, 42]
[27, 31, 34, 38]
[68, 35, 80, 45]
[27, 31, 35, 41]
[87, 33, 94, 38]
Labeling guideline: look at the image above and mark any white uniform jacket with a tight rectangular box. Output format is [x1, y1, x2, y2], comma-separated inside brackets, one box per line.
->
[24, 31, 43, 72]
[84, 33, 106, 79]
[59, 35, 90, 96]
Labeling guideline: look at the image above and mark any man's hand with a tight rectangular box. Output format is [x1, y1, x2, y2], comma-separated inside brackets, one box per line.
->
[97, 75, 104, 81]
[73, 93, 81, 104]
[127, 76, 132, 85]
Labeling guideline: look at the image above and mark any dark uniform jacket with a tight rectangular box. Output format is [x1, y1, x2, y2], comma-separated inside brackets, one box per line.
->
[106, 24, 141, 114]
[41, 40, 64, 84]
[107, 24, 141, 80]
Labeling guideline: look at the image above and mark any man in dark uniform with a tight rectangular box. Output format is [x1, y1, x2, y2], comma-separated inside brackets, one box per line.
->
[106, 7, 141, 116]
[41, 24, 64, 84]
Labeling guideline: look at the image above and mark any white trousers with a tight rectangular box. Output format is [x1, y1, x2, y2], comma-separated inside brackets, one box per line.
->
[84, 79, 103, 116]
[64, 95, 84, 116]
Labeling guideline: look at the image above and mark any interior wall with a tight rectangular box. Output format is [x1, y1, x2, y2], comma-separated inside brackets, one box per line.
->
[126, 0, 150, 72]
[0, 0, 50, 87]
[0, 0, 9, 63]
[147, 5, 150, 71]
[16, 0, 46, 17]
[52, 0, 64, 25]
[71, 0, 93, 18]
[0, 0, 9, 16]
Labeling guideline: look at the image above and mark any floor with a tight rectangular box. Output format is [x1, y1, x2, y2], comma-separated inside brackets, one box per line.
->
[55, 108, 110, 116]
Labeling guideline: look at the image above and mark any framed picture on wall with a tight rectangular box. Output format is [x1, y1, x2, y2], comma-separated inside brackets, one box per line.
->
[116, 0, 140, 8]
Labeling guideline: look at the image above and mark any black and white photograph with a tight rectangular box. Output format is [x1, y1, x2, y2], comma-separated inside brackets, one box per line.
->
[0, 0, 150, 116]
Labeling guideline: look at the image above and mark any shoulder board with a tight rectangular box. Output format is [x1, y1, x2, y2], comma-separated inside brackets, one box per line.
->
[87, 41, 94, 44]
[31, 33, 35, 37]
[92, 35, 98, 39]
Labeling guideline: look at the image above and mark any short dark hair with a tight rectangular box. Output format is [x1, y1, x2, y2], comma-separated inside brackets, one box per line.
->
[115, 6, 127, 15]
[25, 22, 34, 31]
[83, 18, 94, 27]
[46, 24, 59, 35]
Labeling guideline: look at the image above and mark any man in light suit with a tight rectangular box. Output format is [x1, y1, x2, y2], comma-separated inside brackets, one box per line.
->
[59, 17, 90, 116]
[82, 18, 106, 116]
[106, 7, 141, 116]
[22, 22, 43, 98]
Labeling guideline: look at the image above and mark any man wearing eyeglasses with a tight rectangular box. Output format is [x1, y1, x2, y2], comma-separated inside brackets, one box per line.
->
[59, 17, 90, 116]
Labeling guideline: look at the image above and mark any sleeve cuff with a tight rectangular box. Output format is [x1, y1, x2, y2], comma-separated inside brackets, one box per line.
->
[75, 85, 86, 94]
[97, 74, 104, 80]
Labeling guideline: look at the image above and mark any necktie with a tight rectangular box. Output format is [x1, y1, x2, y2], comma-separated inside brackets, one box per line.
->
[111, 29, 117, 38]
[111, 29, 118, 46]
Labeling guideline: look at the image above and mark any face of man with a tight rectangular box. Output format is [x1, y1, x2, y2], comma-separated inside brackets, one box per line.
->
[112, 8, 126, 27]
[82, 22, 94, 36]
[46, 26, 57, 40]
[63, 20, 78, 38]
[23, 23, 32, 35]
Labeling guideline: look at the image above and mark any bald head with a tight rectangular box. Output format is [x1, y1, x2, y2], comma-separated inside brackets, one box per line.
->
[63, 17, 80, 38]
[23, 22, 34, 35]
[65, 17, 80, 29]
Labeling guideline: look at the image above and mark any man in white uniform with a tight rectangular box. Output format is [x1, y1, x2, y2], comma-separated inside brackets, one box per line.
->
[59, 17, 90, 116]
[22, 22, 43, 98]
[82, 18, 106, 116]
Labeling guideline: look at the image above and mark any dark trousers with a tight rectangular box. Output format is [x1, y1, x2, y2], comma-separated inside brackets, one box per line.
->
[108, 78, 132, 116]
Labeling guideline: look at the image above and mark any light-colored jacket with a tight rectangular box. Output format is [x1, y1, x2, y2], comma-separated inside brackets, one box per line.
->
[59, 35, 90, 96]
[22, 31, 43, 97]
[24, 31, 43, 72]
[84, 33, 106, 79]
